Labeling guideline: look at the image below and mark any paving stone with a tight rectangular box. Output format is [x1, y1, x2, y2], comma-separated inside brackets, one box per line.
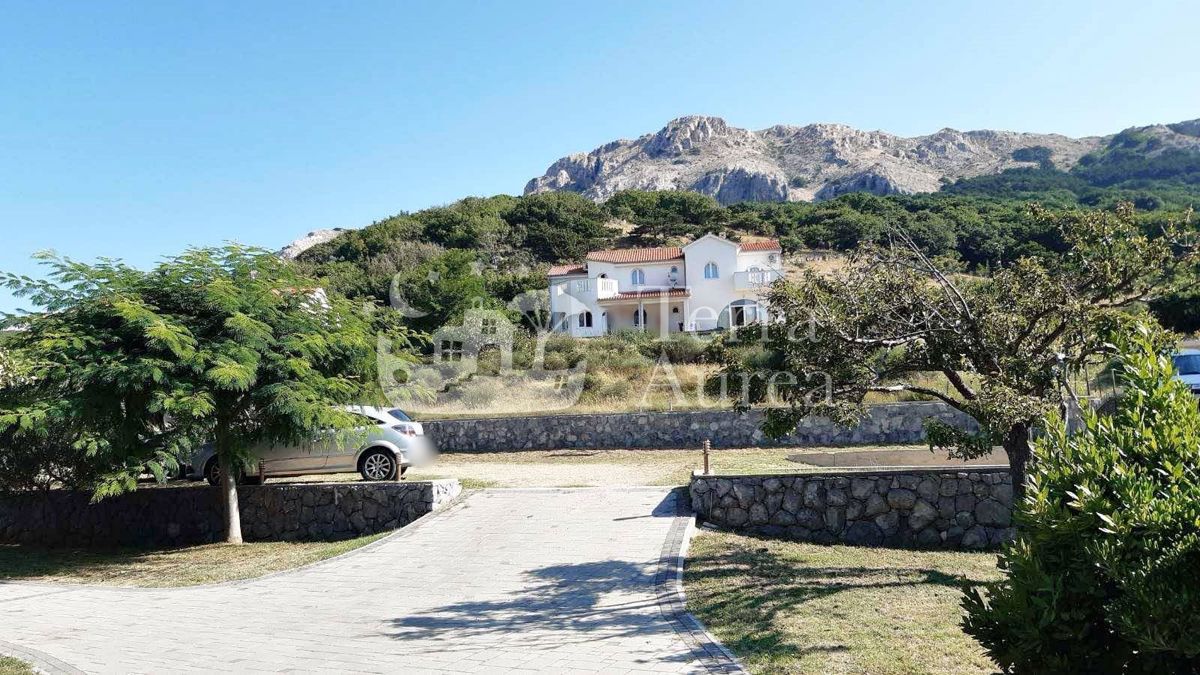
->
[0, 488, 743, 674]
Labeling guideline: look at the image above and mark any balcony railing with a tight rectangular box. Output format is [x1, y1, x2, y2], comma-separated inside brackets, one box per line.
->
[595, 278, 619, 299]
[733, 269, 784, 291]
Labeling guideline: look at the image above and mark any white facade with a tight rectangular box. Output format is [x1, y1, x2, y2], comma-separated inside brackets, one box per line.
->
[548, 234, 784, 337]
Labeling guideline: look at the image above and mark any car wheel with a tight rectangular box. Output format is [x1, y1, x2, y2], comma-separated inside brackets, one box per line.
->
[205, 459, 255, 486]
[205, 458, 221, 486]
[360, 449, 397, 481]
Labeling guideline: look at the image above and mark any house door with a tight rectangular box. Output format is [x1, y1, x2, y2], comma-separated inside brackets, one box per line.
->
[728, 299, 758, 328]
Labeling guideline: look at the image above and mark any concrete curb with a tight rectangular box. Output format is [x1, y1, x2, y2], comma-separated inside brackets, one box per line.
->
[656, 488, 746, 674]
[0, 638, 84, 675]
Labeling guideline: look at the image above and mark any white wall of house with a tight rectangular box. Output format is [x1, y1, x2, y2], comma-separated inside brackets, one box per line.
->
[550, 235, 782, 336]
[588, 261, 684, 291]
[549, 274, 605, 337]
[683, 235, 742, 330]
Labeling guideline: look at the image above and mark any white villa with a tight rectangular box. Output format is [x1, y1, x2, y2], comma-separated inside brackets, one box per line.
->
[548, 233, 784, 337]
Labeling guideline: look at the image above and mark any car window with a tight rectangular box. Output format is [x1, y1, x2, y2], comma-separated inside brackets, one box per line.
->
[348, 412, 386, 426]
[1173, 354, 1200, 376]
[388, 409, 412, 422]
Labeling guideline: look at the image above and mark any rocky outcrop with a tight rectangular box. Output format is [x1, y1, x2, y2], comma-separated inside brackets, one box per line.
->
[693, 167, 790, 203]
[814, 165, 913, 200]
[525, 115, 1200, 204]
[279, 228, 350, 260]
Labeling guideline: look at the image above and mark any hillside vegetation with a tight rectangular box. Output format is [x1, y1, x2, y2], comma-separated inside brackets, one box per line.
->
[296, 137, 1200, 336]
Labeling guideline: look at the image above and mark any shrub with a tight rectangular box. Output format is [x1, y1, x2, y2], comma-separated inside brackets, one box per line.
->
[962, 325, 1200, 673]
[459, 377, 503, 409]
[637, 335, 709, 365]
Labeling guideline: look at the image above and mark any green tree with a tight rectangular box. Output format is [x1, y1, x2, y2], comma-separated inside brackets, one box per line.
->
[1, 246, 385, 543]
[606, 190, 727, 245]
[710, 203, 1193, 499]
[418, 196, 516, 253]
[392, 249, 494, 332]
[506, 191, 615, 261]
[962, 324, 1200, 673]
[1150, 285, 1200, 334]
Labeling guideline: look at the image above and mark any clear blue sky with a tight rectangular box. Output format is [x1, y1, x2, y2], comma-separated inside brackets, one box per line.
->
[2, 0, 1198, 313]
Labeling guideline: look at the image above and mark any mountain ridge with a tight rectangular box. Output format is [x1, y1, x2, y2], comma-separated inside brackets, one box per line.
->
[524, 115, 1200, 204]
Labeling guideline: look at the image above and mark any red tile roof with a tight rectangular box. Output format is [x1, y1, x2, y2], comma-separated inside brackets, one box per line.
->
[599, 288, 691, 301]
[586, 246, 684, 264]
[547, 264, 587, 277]
[740, 239, 782, 252]
[553, 238, 779, 276]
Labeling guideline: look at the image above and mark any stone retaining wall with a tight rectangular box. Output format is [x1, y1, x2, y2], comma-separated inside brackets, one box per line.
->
[690, 469, 1012, 550]
[0, 480, 461, 548]
[425, 402, 976, 452]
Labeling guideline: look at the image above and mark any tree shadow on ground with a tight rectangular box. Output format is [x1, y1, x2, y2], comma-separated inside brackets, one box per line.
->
[382, 490, 700, 659]
[384, 558, 693, 655]
[0, 543, 168, 581]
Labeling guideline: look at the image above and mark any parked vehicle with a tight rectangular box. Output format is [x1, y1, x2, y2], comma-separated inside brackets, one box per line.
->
[185, 406, 434, 485]
[387, 409, 424, 436]
[1173, 349, 1200, 395]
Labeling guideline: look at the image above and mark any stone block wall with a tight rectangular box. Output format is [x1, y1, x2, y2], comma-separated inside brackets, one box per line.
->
[0, 479, 461, 548]
[690, 469, 1013, 549]
[425, 402, 976, 452]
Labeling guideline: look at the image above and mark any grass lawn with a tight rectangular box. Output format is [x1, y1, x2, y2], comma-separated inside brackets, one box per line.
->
[684, 531, 1001, 675]
[0, 656, 33, 675]
[0, 532, 386, 588]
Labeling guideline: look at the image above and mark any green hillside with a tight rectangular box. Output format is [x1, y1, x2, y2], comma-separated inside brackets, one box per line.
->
[296, 140, 1200, 335]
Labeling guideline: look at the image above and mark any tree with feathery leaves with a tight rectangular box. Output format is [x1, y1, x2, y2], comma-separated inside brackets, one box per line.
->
[1, 245, 412, 543]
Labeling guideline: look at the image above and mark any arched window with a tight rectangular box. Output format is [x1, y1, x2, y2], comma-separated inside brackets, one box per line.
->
[633, 308, 647, 327]
[578, 311, 593, 328]
[728, 299, 759, 327]
[704, 262, 719, 279]
[631, 268, 645, 286]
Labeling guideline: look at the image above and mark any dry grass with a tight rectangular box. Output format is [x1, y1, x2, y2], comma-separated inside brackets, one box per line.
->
[785, 251, 849, 279]
[0, 657, 33, 675]
[0, 533, 386, 588]
[407, 363, 724, 419]
[685, 531, 1001, 675]
[278, 445, 924, 489]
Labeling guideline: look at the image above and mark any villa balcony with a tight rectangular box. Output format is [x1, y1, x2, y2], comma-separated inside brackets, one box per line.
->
[595, 278, 619, 299]
[733, 269, 784, 291]
[555, 277, 622, 301]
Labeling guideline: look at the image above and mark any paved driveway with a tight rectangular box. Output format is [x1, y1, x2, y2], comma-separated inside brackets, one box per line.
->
[0, 488, 741, 674]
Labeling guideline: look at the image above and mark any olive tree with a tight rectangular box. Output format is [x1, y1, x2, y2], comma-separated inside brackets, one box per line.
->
[710, 203, 1194, 498]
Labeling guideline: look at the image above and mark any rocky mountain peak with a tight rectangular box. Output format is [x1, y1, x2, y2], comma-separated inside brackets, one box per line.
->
[643, 115, 756, 157]
[1169, 119, 1200, 138]
[523, 116, 1145, 204]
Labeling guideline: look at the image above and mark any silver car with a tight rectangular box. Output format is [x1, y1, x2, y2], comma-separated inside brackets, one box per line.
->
[1173, 349, 1200, 395]
[186, 406, 433, 485]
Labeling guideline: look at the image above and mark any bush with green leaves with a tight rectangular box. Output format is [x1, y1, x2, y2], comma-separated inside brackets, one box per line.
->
[962, 325, 1200, 673]
[1, 246, 401, 543]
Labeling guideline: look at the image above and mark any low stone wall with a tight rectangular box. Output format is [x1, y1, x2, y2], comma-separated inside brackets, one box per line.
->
[690, 469, 1013, 550]
[0, 480, 461, 548]
[425, 402, 976, 452]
